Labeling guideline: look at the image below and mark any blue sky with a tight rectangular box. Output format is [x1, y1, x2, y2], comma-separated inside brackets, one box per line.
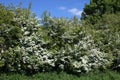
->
[0, 0, 89, 18]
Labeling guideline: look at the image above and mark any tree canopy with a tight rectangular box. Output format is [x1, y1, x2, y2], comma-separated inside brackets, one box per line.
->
[81, 0, 120, 24]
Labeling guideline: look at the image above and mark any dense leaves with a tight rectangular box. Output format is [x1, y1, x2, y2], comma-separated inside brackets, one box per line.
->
[0, 1, 120, 74]
[81, 0, 120, 24]
[81, 0, 120, 72]
[0, 4, 22, 52]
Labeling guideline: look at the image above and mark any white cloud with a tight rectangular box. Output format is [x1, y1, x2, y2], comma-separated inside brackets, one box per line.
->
[68, 8, 82, 16]
[59, 6, 67, 10]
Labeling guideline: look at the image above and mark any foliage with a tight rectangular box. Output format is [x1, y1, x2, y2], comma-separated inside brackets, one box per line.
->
[0, 46, 27, 71]
[81, 0, 120, 24]
[0, 4, 22, 52]
[0, 2, 119, 74]
[81, 0, 120, 72]
[81, 12, 120, 71]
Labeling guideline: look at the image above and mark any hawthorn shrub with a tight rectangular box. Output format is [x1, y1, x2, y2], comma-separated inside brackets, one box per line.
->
[0, 4, 22, 53]
[0, 4, 118, 74]
[81, 13, 120, 72]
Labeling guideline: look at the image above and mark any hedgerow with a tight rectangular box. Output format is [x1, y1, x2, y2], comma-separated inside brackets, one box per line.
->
[0, 3, 120, 74]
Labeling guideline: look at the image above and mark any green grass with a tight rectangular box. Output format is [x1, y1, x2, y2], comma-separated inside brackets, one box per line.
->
[0, 70, 120, 80]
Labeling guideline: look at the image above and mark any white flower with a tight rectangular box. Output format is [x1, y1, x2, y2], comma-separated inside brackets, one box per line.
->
[24, 31, 30, 35]
[59, 64, 64, 69]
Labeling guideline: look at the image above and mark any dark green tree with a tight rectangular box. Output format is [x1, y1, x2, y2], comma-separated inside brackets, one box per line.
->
[81, 0, 120, 24]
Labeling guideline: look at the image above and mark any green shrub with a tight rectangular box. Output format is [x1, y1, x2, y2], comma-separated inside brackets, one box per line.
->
[0, 3, 119, 74]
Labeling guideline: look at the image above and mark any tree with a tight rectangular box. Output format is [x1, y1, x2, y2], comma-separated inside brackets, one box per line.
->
[81, 0, 120, 24]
